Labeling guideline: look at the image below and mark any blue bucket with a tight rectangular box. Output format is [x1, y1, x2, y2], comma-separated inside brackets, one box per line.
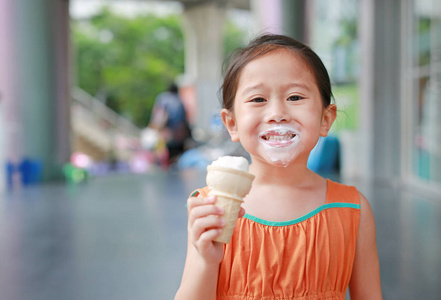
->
[19, 158, 43, 185]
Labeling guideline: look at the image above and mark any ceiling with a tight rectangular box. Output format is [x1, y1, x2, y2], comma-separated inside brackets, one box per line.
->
[89, 0, 250, 10]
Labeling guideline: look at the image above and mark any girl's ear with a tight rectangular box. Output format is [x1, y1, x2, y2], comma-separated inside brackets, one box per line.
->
[221, 108, 240, 142]
[320, 104, 337, 137]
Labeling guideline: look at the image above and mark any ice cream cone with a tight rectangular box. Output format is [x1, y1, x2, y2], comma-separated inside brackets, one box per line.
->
[211, 195, 243, 243]
[206, 165, 255, 243]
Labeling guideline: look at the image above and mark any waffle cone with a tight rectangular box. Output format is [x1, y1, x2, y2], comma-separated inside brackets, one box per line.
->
[211, 194, 243, 244]
[206, 165, 255, 244]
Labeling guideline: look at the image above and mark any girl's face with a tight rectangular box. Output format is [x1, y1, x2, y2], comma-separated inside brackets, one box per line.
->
[222, 48, 336, 168]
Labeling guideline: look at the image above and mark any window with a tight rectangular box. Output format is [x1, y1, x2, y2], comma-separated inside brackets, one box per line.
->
[405, 0, 441, 187]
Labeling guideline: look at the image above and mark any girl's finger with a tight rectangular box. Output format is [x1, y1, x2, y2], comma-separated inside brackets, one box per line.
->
[189, 204, 223, 225]
[198, 228, 222, 245]
[190, 215, 225, 243]
[187, 195, 216, 211]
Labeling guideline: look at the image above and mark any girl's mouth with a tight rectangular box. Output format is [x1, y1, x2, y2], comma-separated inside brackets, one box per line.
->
[258, 126, 300, 148]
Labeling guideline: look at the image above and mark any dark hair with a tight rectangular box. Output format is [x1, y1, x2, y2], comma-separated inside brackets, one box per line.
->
[220, 34, 333, 111]
[168, 82, 178, 94]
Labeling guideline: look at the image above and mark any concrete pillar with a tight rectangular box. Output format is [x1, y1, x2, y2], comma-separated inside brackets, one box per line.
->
[251, 0, 283, 34]
[52, 0, 72, 175]
[0, 0, 21, 159]
[182, 1, 227, 139]
[281, 0, 307, 42]
[359, 0, 402, 183]
[0, 0, 22, 189]
[251, 0, 307, 42]
[0, 0, 71, 183]
[0, 100, 4, 193]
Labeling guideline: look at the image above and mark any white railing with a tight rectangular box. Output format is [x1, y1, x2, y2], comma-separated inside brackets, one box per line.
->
[71, 87, 141, 138]
[71, 87, 142, 160]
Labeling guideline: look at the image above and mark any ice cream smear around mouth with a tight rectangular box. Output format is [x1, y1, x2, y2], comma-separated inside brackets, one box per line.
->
[258, 125, 300, 147]
[258, 125, 301, 166]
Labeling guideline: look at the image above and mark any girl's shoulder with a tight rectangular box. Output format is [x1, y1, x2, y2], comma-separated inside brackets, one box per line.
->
[326, 179, 360, 205]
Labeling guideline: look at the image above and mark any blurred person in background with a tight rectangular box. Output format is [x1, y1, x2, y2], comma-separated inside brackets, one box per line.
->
[148, 82, 191, 165]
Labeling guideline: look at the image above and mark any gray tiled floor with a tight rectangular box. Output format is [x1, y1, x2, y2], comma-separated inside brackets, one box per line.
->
[348, 179, 441, 299]
[0, 169, 440, 300]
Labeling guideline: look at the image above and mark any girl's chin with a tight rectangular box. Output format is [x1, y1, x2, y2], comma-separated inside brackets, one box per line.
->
[262, 147, 298, 168]
[253, 153, 296, 168]
[267, 159, 293, 168]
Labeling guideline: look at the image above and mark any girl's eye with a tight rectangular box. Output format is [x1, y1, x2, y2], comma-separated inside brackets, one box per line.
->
[288, 95, 303, 101]
[250, 97, 266, 103]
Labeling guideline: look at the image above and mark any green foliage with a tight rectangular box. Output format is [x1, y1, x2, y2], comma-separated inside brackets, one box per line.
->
[223, 18, 247, 57]
[334, 18, 357, 48]
[72, 8, 184, 128]
[418, 17, 431, 66]
[72, 8, 247, 129]
[331, 83, 359, 133]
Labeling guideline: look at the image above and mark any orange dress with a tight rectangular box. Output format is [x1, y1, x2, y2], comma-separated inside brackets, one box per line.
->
[192, 179, 360, 300]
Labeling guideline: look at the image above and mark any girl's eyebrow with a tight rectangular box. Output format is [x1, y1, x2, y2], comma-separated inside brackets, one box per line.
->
[241, 83, 264, 96]
[282, 82, 311, 91]
[241, 82, 311, 96]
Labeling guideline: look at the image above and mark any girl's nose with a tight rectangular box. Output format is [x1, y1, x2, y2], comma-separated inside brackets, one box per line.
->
[264, 101, 289, 123]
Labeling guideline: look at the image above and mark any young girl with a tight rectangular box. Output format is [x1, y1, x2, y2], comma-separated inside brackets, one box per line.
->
[175, 34, 382, 300]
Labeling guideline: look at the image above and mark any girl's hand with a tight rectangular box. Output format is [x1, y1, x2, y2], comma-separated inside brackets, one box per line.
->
[176, 196, 246, 300]
[187, 195, 225, 264]
[187, 196, 246, 265]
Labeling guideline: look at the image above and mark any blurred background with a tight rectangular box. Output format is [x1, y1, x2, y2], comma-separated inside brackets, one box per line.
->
[0, 0, 440, 299]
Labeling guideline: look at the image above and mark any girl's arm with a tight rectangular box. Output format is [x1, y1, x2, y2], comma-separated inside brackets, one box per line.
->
[174, 195, 225, 300]
[174, 237, 222, 300]
[349, 192, 382, 299]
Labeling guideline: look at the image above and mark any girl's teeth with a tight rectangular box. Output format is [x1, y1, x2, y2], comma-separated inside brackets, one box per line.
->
[265, 134, 295, 141]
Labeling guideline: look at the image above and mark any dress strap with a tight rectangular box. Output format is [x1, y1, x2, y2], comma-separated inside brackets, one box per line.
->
[189, 187, 210, 198]
[326, 179, 360, 205]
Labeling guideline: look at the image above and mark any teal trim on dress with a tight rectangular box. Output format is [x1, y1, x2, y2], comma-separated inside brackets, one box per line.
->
[190, 190, 200, 197]
[243, 203, 361, 227]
